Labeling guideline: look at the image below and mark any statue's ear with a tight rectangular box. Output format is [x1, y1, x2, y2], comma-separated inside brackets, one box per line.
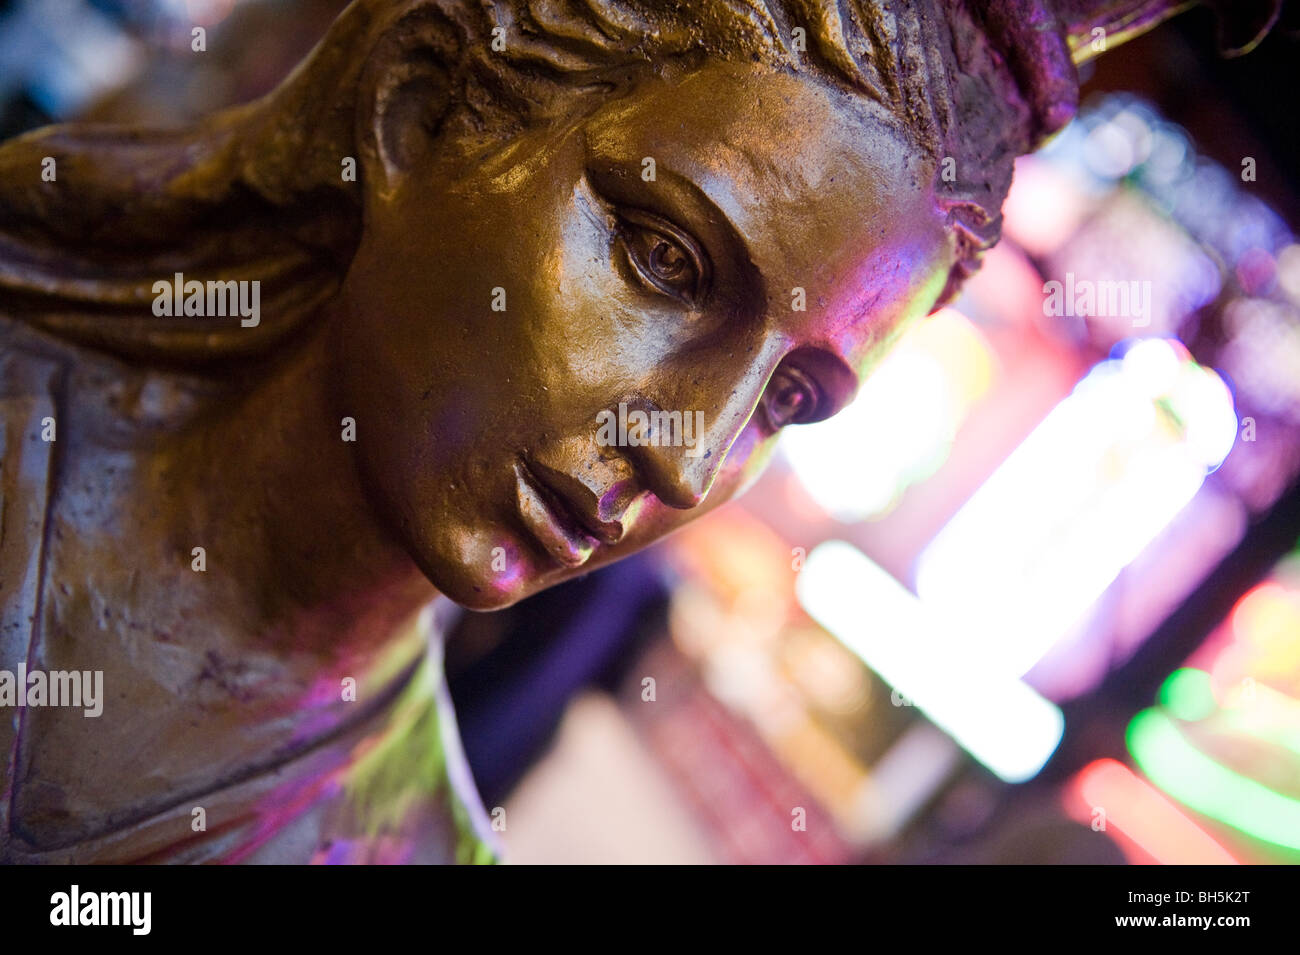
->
[356, 11, 459, 192]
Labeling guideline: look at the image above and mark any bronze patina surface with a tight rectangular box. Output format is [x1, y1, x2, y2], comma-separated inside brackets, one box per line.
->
[0, 0, 1274, 861]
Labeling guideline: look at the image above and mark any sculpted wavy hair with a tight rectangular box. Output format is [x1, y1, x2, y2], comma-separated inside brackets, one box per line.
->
[0, 0, 1173, 366]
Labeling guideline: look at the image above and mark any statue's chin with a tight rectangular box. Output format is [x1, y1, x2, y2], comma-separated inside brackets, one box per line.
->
[432, 571, 537, 612]
[405, 530, 552, 613]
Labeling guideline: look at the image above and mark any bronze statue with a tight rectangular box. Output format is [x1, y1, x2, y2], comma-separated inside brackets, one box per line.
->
[0, 0, 1283, 862]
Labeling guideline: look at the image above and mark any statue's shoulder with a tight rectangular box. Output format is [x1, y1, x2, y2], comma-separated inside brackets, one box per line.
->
[0, 324, 65, 861]
[0, 323, 64, 651]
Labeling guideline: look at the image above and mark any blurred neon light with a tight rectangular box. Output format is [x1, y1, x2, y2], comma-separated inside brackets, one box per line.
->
[1128, 709, 1300, 851]
[1227, 581, 1300, 681]
[1160, 668, 1217, 722]
[781, 308, 995, 521]
[848, 723, 962, 847]
[797, 541, 1063, 783]
[1204, 576, 1300, 755]
[1161, 667, 1300, 756]
[1067, 759, 1239, 864]
[916, 339, 1237, 677]
[1233, 581, 1300, 647]
[1214, 682, 1300, 758]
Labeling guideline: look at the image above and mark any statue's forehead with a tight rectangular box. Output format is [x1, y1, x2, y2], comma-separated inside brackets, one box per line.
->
[584, 62, 910, 243]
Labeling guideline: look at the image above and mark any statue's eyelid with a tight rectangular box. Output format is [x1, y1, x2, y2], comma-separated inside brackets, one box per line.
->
[614, 208, 711, 302]
[581, 170, 712, 305]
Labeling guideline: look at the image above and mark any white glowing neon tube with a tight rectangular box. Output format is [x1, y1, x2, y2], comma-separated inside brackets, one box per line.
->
[797, 541, 1065, 783]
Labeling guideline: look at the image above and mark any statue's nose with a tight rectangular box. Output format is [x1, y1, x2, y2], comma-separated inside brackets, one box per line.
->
[620, 385, 761, 510]
[624, 430, 715, 509]
[531, 346, 776, 530]
[613, 335, 786, 510]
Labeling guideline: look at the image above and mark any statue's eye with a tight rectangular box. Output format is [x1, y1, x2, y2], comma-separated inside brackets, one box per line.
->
[616, 208, 709, 306]
[762, 365, 821, 430]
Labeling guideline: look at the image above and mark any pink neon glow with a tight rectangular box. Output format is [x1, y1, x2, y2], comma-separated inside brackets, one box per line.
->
[1065, 758, 1240, 865]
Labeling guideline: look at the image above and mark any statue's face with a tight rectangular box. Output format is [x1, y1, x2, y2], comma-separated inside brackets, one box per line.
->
[336, 59, 952, 609]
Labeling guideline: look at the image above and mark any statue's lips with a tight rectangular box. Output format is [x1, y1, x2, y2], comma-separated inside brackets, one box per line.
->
[513, 460, 598, 568]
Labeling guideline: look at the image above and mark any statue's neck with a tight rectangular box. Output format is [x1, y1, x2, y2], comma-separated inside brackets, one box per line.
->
[162, 322, 439, 656]
[40, 312, 440, 664]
